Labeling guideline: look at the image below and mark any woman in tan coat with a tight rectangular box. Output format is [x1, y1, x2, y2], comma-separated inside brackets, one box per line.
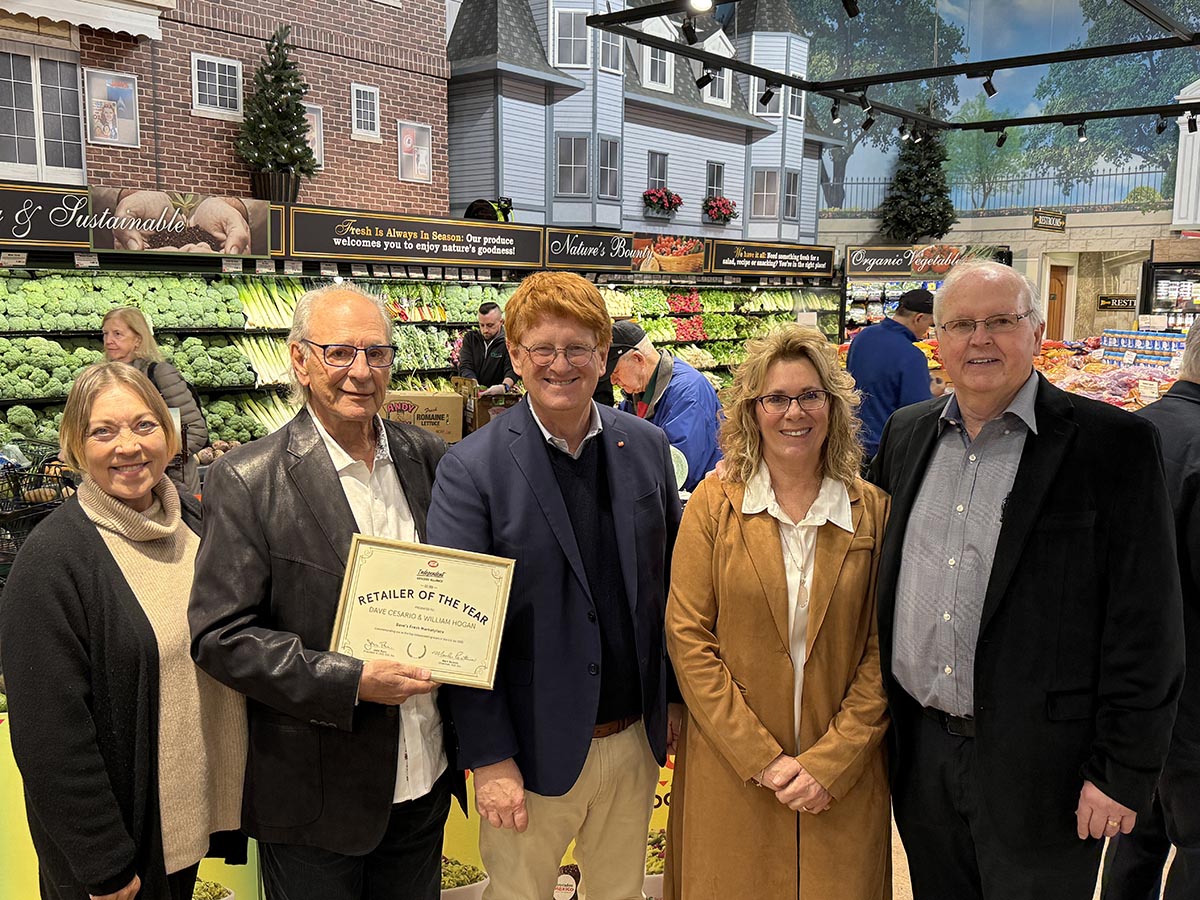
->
[665, 325, 891, 900]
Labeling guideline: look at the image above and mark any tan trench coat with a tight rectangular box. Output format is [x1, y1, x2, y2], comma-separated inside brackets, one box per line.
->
[664, 474, 891, 900]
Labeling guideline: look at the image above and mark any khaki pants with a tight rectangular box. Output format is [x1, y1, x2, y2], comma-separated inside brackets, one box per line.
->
[480, 720, 660, 900]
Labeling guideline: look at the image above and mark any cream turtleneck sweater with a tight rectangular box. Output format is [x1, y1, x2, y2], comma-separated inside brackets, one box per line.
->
[79, 476, 247, 875]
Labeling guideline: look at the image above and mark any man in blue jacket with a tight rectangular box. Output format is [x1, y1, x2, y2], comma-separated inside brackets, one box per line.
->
[846, 288, 935, 462]
[607, 320, 723, 491]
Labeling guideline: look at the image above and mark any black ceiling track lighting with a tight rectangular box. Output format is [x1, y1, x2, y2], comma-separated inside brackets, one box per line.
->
[841, 0, 860, 17]
[682, 15, 699, 45]
[830, 101, 841, 124]
[861, 113, 876, 132]
[1077, 122, 1089, 142]
[1190, 113, 1199, 134]
[695, 67, 716, 90]
[1156, 115, 1170, 134]
[983, 73, 997, 98]
[759, 83, 778, 107]
[996, 129, 1008, 148]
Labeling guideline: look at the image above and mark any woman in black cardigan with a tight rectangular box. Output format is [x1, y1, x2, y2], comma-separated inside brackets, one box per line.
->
[0, 363, 245, 900]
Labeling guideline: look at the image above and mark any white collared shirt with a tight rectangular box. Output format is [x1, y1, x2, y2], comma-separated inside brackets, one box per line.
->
[528, 400, 604, 459]
[742, 464, 854, 745]
[308, 407, 447, 803]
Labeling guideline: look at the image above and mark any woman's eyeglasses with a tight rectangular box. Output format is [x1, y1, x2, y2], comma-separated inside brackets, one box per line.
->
[756, 391, 830, 415]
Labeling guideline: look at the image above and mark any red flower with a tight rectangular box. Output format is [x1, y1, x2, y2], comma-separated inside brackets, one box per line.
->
[643, 188, 683, 212]
[702, 195, 739, 222]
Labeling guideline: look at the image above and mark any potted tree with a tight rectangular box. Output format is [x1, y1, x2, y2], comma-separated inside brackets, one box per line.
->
[236, 25, 318, 203]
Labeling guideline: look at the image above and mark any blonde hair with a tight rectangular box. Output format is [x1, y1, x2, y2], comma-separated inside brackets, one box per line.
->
[504, 271, 611, 349]
[102, 307, 163, 363]
[59, 362, 180, 469]
[720, 324, 863, 485]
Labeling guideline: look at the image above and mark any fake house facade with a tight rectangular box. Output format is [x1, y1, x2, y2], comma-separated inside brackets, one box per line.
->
[446, 0, 840, 243]
[0, 0, 450, 212]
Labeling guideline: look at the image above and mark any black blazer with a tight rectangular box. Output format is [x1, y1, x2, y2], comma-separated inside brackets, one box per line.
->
[189, 409, 466, 855]
[870, 374, 1184, 848]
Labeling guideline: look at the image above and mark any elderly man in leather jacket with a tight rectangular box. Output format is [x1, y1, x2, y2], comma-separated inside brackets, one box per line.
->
[189, 284, 464, 900]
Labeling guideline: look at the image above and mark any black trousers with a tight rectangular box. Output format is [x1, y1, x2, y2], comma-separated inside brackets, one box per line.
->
[1103, 775, 1200, 900]
[259, 770, 453, 900]
[166, 863, 201, 900]
[893, 708, 1103, 900]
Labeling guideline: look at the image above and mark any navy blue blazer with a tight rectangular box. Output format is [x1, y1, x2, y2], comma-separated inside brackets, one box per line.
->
[427, 399, 682, 796]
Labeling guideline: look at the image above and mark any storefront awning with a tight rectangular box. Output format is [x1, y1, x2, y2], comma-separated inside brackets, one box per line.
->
[1, 0, 172, 40]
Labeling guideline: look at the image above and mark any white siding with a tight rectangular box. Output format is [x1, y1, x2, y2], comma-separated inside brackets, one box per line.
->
[801, 143, 821, 243]
[552, 85, 594, 132]
[596, 201, 622, 226]
[553, 200, 594, 222]
[500, 78, 547, 208]
[622, 105, 746, 235]
[448, 81, 496, 213]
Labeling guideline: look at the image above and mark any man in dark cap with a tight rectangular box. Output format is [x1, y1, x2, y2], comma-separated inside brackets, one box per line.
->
[607, 320, 723, 491]
[846, 288, 935, 463]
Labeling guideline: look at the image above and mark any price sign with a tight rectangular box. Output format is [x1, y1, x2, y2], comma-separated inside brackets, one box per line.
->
[1138, 380, 1161, 403]
[390, 266, 407, 279]
[1171, 354, 1183, 371]
[222, 257, 244, 273]
[351, 264, 369, 277]
[320, 262, 339, 277]
[1, 252, 27, 266]
[427, 267, 444, 280]
[372, 265, 390, 278]
[284, 260, 303, 275]
[1123, 350, 1138, 366]
[73, 253, 99, 268]
[255, 258, 277, 274]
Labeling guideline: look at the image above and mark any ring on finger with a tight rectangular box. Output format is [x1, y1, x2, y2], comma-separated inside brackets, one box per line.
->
[1107, 819, 1120, 828]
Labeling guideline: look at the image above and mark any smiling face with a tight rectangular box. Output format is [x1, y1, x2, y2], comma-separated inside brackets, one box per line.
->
[102, 317, 142, 362]
[292, 291, 391, 428]
[83, 384, 171, 511]
[937, 269, 1044, 410]
[754, 357, 829, 476]
[510, 314, 605, 422]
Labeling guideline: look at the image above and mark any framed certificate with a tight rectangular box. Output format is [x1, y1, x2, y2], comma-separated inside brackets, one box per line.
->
[330, 536, 514, 689]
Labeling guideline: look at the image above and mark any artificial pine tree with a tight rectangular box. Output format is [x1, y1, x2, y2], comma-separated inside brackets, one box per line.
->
[878, 128, 958, 244]
[237, 25, 317, 199]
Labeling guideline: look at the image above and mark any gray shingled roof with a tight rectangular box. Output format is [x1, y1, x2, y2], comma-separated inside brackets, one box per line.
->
[448, 0, 581, 87]
[734, 0, 803, 35]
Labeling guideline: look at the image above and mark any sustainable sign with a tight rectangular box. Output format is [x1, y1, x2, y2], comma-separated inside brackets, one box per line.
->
[709, 240, 834, 277]
[0, 181, 90, 247]
[545, 229, 634, 271]
[1032, 209, 1067, 233]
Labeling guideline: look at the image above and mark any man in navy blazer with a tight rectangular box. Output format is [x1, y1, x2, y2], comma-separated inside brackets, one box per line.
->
[427, 271, 682, 900]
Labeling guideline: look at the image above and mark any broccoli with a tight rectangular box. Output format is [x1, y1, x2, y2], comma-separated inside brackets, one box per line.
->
[28, 369, 50, 388]
[5, 405, 37, 435]
[42, 377, 66, 397]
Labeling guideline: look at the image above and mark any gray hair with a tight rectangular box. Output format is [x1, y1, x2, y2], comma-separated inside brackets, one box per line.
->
[287, 282, 392, 406]
[1180, 324, 1200, 382]
[934, 259, 1044, 331]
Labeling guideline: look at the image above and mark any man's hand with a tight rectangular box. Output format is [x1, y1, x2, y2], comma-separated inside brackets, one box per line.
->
[1076, 780, 1137, 839]
[474, 758, 528, 832]
[91, 874, 140, 900]
[357, 660, 436, 705]
[112, 191, 171, 250]
[478, 384, 506, 397]
[667, 702, 685, 755]
[755, 752, 801, 790]
[775, 764, 832, 813]
[191, 197, 251, 254]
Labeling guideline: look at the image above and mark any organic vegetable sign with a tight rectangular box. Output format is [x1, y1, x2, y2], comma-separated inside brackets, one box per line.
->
[846, 244, 1007, 277]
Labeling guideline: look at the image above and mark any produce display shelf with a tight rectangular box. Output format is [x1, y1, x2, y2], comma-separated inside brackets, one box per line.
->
[0, 327, 292, 338]
[197, 384, 281, 396]
[0, 396, 66, 409]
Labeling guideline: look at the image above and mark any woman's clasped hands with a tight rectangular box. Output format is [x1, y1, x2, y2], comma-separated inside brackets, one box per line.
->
[756, 752, 833, 814]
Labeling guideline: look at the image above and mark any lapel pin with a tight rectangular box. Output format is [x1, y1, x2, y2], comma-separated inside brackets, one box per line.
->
[617, 441, 625, 448]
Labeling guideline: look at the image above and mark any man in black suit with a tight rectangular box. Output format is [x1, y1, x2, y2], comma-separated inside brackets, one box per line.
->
[190, 284, 463, 900]
[870, 259, 1184, 900]
[1105, 325, 1200, 900]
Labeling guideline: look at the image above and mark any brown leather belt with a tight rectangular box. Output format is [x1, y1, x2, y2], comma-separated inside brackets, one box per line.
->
[592, 715, 640, 739]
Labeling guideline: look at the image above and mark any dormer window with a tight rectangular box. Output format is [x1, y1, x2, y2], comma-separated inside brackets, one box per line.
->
[644, 45, 672, 92]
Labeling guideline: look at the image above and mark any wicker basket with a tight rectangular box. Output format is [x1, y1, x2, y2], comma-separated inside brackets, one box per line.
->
[651, 250, 705, 273]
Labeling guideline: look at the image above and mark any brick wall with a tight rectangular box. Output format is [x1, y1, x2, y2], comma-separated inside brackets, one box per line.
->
[79, 0, 448, 214]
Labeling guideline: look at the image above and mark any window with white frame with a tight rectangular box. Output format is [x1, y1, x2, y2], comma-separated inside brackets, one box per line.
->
[598, 137, 620, 199]
[751, 169, 779, 218]
[351, 83, 380, 139]
[703, 68, 730, 106]
[554, 9, 590, 68]
[705, 161, 724, 198]
[556, 134, 589, 196]
[647, 150, 668, 190]
[789, 76, 804, 119]
[599, 29, 623, 73]
[783, 170, 801, 219]
[191, 53, 242, 119]
[645, 45, 672, 91]
[0, 42, 84, 184]
[752, 77, 781, 116]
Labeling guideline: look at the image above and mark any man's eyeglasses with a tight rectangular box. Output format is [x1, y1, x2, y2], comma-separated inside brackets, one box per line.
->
[938, 312, 1033, 339]
[519, 343, 597, 367]
[757, 391, 830, 415]
[302, 339, 397, 368]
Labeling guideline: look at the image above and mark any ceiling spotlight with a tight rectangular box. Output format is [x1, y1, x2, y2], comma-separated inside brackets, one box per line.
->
[759, 84, 777, 107]
[996, 129, 1008, 148]
[1156, 115, 1169, 135]
[830, 101, 841, 124]
[695, 68, 715, 90]
[899, 122, 911, 141]
[682, 16, 699, 45]
[983, 73, 997, 98]
[861, 113, 876, 132]
[859, 93, 873, 114]
[688, 0, 713, 10]
[1077, 122, 1088, 143]
[1190, 113, 1198, 134]
[913, 129, 924, 143]
[842, 0, 860, 16]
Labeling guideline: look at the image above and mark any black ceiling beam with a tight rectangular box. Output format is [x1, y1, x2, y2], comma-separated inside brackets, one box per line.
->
[959, 102, 1200, 132]
[808, 34, 1198, 93]
[1120, 0, 1195, 42]
[588, 1, 697, 27]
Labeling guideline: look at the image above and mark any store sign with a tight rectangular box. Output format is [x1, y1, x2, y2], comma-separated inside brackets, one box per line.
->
[1032, 209, 1067, 233]
[631, 231, 707, 273]
[1098, 294, 1137, 311]
[0, 181, 90, 248]
[709, 240, 834, 277]
[545, 228, 635, 271]
[88, 188, 269, 257]
[289, 206, 544, 268]
[845, 244, 1003, 277]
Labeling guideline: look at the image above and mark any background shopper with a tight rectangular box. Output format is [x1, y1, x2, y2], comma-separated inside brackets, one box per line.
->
[665, 324, 891, 900]
[457, 301, 517, 395]
[0, 362, 246, 900]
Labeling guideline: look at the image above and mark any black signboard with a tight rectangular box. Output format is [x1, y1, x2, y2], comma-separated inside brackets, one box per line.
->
[1098, 294, 1137, 310]
[545, 228, 635, 271]
[0, 181, 89, 248]
[709, 240, 834, 277]
[289, 206, 544, 268]
[1032, 209, 1067, 233]
[270, 205, 285, 256]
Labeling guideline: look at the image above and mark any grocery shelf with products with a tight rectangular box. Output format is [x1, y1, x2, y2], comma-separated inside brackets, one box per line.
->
[1140, 243, 1200, 333]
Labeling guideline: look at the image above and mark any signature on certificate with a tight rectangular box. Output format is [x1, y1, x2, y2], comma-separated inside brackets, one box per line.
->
[364, 638, 393, 655]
